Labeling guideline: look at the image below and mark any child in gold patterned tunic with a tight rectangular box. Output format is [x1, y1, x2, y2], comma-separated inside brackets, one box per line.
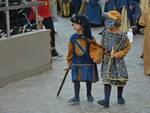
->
[97, 10, 132, 107]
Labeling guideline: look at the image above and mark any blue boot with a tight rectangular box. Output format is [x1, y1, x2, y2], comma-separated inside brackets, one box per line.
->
[87, 95, 94, 102]
[118, 97, 125, 104]
[117, 87, 125, 105]
[68, 97, 80, 103]
[97, 100, 109, 107]
[97, 84, 111, 107]
[68, 81, 80, 103]
[86, 82, 94, 102]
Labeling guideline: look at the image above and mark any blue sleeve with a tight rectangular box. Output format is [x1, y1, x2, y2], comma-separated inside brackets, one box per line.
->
[70, 33, 77, 43]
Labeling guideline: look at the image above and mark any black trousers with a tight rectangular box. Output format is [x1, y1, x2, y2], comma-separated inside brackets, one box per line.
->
[43, 17, 55, 48]
[30, 17, 56, 48]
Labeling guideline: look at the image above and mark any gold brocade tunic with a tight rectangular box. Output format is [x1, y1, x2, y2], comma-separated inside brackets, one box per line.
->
[140, 0, 149, 11]
[139, 5, 150, 75]
[139, 0, 150, 75]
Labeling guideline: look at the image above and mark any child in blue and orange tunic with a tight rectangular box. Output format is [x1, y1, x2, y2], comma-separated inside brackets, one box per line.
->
[67, 15, 99, 103]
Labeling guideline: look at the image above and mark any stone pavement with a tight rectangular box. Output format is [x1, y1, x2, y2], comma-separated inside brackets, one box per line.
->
[0, 17, 150, 113]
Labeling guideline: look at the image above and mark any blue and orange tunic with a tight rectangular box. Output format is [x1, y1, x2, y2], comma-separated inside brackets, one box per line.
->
[67, 33, 99, 83]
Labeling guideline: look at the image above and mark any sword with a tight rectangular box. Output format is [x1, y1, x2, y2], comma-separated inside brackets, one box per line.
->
[57, 67, 71, 96]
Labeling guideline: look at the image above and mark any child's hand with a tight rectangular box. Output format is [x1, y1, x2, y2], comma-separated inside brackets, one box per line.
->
[93, 58, 101, 64]
[38, 15, 44, 22]
[113, 51, 125, 59]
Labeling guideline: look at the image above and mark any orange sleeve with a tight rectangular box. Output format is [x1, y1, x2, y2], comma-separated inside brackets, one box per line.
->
[67, 41, 73, 66]
[121, 42, 131, 56]
[114, 42, 131, 59]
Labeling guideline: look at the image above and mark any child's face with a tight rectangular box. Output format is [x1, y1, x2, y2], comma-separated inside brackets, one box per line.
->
[110, 26, 120, 32]
[72, 23, 83, 32]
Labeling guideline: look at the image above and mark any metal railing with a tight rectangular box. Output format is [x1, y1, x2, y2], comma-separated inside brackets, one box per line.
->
[0, 0, 45, 37]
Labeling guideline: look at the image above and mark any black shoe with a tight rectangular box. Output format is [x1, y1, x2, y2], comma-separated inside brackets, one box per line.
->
[54, 31, 58, 35]
[52, 50, 62, 58]
[68, 97, 80, 103]
[118, 97, 125, 105]
[97, 100, 109, 107]
[87, 95, 94, 102]
[140, 54, 144, 59]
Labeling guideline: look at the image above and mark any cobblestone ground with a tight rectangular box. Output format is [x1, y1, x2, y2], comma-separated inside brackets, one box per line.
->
[0, 17, 150, 113]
